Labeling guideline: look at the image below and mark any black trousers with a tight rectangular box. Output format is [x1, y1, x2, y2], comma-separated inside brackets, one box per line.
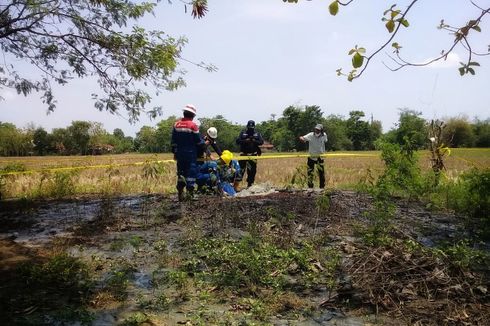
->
[238, 157, 258, 187]
[307, 157, 325, 189]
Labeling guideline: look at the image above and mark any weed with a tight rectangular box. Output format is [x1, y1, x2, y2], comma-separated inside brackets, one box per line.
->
[153, 239, 167, 253]
[121, 312, 151, 326]
[1, 254, 94, 325]
[142, 156, 167, 192]
[167, 270, 192, 301]
[1, 162, 27, 173]
[183, 236, 341, 296]
[128, 235, 144, 249]
[109, 237, 126, 251]
[438, 240, 489, 269]
[105, 262, 136, 301]
[102, 164, 121, 195]
[445, 168, 490, 240]
[40, 170, 80, 198]
[374, 139, 425, 199]
[361, 197, 396, 246]
[288, 164, 309, 189]
[262, 207, 298, 248]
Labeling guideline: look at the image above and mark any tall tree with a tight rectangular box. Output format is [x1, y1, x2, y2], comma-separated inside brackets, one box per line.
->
[394, 109, 427, 149]
[443, 116, 476, 148]
[473, 118, 490, 147]
[67, 121, 91, 155]
[113, 128, 126, 140]
[323, 114, 352, 151]
[346, 110, 370, 150]
[282, 105, 323, 151]
[155, 116, 178, 152]
[134, 125, 159, 153]
[0, 0, 211, 121]
[33, 127, 49, 155]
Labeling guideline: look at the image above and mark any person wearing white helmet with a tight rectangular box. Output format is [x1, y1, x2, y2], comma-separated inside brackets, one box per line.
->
[171, 104, 203, 201]
[300, 123, 328, 189]
[197, 126, 222, 164]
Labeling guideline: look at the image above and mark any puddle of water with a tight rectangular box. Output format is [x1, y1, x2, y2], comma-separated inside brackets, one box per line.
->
[0, 195, 163, 245]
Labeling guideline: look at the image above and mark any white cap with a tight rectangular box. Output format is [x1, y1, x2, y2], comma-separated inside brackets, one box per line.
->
[183, 104, 197, 115]
[207, 127, 218, 139]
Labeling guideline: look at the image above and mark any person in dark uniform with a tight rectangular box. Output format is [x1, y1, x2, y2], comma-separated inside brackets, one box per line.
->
[235, 120, 264, 189]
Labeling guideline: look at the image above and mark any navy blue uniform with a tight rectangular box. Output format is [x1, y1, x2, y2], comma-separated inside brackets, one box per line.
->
[236, 124, 264, 187]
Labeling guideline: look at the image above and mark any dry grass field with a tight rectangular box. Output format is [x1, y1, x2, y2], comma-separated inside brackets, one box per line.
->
[0, 148, 488, 199]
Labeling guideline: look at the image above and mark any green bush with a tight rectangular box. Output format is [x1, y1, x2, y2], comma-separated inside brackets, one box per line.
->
[3, 254, 94, 325]
[42, 170, 80, 198]
[374, 139, 426, 198]
[445, 168, 490, 240]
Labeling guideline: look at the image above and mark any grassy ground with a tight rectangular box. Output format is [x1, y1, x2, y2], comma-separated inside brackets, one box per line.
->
[0, 149, 488, 199]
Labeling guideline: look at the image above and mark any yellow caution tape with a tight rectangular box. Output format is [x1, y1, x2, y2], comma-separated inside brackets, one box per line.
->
[452, 156, 484, 168]
[0, 159, 175, 176]
[0, 152, 378, 176]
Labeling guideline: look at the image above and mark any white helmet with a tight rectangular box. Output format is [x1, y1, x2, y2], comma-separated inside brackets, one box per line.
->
[183, 104, 197, 115]
[207, 127, 218, 139]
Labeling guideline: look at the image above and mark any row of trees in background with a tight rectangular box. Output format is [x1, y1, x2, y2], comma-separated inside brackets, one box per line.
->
[1, 106, 489, 156]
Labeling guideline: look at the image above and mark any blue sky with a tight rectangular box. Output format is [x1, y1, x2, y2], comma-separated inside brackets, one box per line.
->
[1, 0, 489, 136]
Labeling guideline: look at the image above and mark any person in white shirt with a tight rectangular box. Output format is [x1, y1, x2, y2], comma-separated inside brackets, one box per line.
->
[299, 124, 328, 189]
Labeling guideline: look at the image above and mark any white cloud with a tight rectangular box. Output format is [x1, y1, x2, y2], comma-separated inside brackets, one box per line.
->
[0, 88, 16, 100]
[237, 0, 313, 23]
[426, 52, 461, 69]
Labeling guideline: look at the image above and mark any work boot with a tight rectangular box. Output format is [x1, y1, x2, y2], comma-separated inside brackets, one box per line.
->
[178, 188, 184, 202]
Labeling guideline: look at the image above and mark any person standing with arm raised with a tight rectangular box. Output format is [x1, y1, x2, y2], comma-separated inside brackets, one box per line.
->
[299, 123, 328, 189]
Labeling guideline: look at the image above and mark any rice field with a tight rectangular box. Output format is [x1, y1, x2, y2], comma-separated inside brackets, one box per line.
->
[0, 148, 488, 199]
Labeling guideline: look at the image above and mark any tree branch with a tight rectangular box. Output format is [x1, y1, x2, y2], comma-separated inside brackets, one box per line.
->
[351, 0, 419, 80]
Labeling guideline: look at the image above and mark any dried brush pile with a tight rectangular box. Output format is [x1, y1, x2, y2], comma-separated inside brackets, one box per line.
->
[342, 238, 490, 325]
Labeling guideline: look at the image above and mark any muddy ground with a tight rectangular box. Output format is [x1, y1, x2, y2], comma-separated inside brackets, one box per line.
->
[0, 189, 489, 325]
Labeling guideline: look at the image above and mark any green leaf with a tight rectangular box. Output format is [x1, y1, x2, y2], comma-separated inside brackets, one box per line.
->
[391, 10, 400, 18]
[401, 19, 410, 27]
[357, 47, 366, 54]
[472, 25, 481, 32]
[468, 67, 475, 75]
[392, 42, 400, 49]
[352, 53, 364, 68]
[328, 1, 339, 16]
[468, 61, 480, 66]
[348, 49, 356, 55]
[458, 67, 465, 76]
[385, 20, 395, 33]
[347, 70, 356, 82]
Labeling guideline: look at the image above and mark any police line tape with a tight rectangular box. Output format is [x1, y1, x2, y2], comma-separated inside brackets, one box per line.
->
[0, 153, 378, 176]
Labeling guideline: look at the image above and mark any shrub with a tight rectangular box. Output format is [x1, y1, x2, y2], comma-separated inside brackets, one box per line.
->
[446, 168, 490, 240]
